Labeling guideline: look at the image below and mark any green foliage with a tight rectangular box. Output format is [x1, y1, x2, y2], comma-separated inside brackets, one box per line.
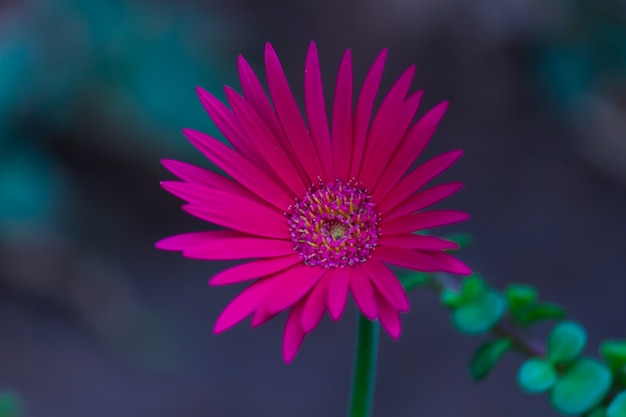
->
[550, 359, 612, 415]
[452, 291, 506, 334]
[399, 271, 432, 292]
[441, 275, 506, 334]
[0, 391, 22, 417]
[548, 322, 587, 364]
[601, 340, 626, 372]
[607, 391, 626, 417]
[506, 283, 565, 327]
[442, 232, 473, 249]
[518, 358, 557, 393]
[470, 338, 512, 381]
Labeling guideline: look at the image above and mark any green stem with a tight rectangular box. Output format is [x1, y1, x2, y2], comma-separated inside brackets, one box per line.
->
[348, 314, 380, 417]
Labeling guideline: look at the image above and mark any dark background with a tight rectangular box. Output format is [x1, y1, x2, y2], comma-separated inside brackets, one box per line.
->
[1, 0, 626, 416]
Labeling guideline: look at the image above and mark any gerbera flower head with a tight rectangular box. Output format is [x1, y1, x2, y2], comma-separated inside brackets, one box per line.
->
[156, 42, 470, 363]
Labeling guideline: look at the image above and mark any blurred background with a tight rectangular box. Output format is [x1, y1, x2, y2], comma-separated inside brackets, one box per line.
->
[1, 0, 625, 415]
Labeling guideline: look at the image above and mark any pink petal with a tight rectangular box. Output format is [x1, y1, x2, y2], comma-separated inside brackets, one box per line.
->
[301, 272, 330, 333]
[161, 159, 230, 188]
[251, 307, 280, 328]
[381, 210, 470, 235]
[350, 265, 378, 320]
[358, 67, 418, 189]
[376, 293, 402, 339]
[214, 275, 282, 334]
[182, 128, 295, 209]
[283, 300, 307, 364]
[327, 267, 350, 321]
[349, 49, 387, 179]
[304, 42, 333, 180]
[209, 254, 302, 286]
[361, 260, 409, 312]
[384, 182, 463, 222]
[262, 265, 325, 314]
[183, 203, 288, 240]
[157, 230, 292, 260]
[427, 251, 472, 275]
[379, 234, 459, 251]
[225, 87, 307, 197]
[183, 235, 294, 260]
[160, 181, 277, 214]
[156, 231, 218, 251]
[374, 246, 470, 275]
[374, 101, 449, 199]
[331, 50, 353, 183]
[265, 43, 324, 183]
[237, 55, 289, 149]
[196, 87, 267, 170]
[377, 149, 463, 214]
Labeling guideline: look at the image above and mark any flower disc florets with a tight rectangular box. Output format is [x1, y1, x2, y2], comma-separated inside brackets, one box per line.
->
[288, 179, 381, 268]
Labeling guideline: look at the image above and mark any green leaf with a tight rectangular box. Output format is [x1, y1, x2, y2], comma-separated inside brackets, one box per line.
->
[518, 358, 557, 393]
[589, 408, 607, 417]
[459, 275, 487, 301]
[600, 340, 626, 372]
[0, 391, 22, 417]
[399, 271, 432, 292]
[440, 289, 461, 308]
[607, 391, 626, 417]
[515, 303, 566, 327]
[551, 358, 612, 415]
[470, 338, 513, 381]
[505, 284, 537, 314]
[452, 291, 506, 334]
[548, 321, 587, 364]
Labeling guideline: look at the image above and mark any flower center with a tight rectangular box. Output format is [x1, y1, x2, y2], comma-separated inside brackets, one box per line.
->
[288, 180, 381, 268]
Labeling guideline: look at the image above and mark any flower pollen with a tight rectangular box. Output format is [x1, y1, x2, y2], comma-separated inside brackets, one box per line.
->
[288, 179, 381, 268]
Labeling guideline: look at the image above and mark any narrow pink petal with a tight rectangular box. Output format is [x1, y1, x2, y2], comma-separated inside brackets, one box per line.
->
[238, 56, 311, 184]
[381, 210, 470, 235]
[196, 87, 267, 170]
[214, 275, 282, 334]
[161, 181, 279, 214]
[379, 234, 459, 250]
[376, 293, 402, 339]
[368, 91, 423, 194]
[305, 42, 333, 180]
[184, 235, 294, 260]
[209, 254, 302, 286]
[251, 307, 280, 328]
[161, 159, 228, 188]
[361, 260, 409, 312]
[225, 87, 307, 196]
[350, 265, 378, 320]
[237, 56, 287, 146]
[377, 149, 463, 214]
[301, 272, 330, 333]
[156, 231, 217, 251]
[358, 67, 417, 189]
[374, 246, 470, 274]
[331, 50, 353, 182]
[182, 128, 295, 209]
[327, 267, 350, 321]
[427, 251, 472, 275]
[262, 265, 325, 314]
[283, 300, 307, 364]
[374, 101, 449, 199]
[384, 182, 463, 222]
[157, 230, 292, 260]
[349, 49, 387, 179]
[183, 202, 289, 240]
[265, 43, 324, 183]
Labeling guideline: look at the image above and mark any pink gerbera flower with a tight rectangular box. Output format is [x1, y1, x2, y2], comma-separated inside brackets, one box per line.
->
[157, 42, 470, 363]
